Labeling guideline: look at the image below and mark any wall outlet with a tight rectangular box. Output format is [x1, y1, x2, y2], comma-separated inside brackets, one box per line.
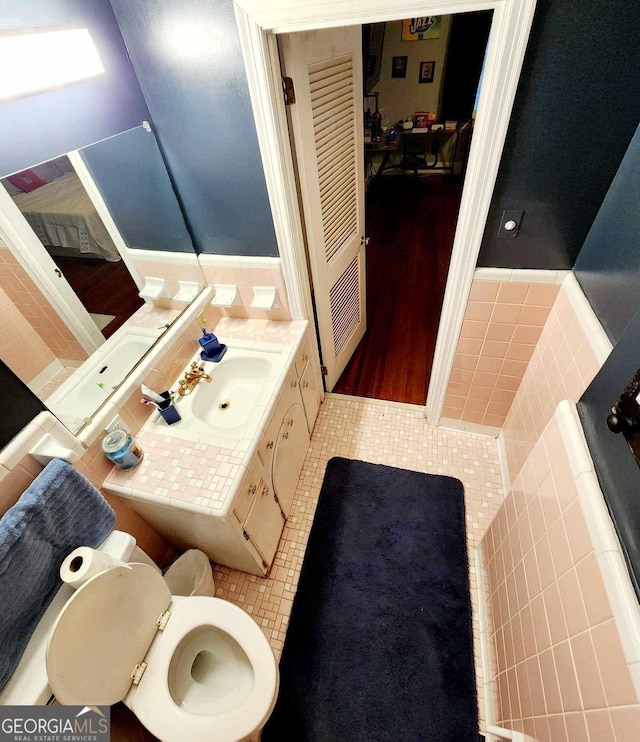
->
[197, 310, 208, 330]
[105, 414, 130, 434]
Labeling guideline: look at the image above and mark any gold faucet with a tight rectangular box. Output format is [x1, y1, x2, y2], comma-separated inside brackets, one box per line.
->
[178, 362, 212, 396]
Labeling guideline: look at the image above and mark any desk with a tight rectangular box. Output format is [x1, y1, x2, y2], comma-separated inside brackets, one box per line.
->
[364, 139, 398, 181]
[365, 123, 471, 180]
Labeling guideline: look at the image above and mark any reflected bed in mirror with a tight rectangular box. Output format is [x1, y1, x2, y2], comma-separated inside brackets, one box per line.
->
[0, 124, 205, 434]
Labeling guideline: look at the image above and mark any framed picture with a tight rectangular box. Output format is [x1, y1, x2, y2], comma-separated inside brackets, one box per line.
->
[419, 60, 436, 84]
[401, 17, 442, 41]
[391, 56, 407, 78]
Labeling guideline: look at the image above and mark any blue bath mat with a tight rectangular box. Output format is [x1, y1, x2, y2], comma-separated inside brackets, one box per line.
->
[263, 457, 477, 741]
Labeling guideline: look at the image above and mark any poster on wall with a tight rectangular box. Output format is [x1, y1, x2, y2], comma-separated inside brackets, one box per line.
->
[401, 17, 441, 41]
[418, 61, 436, 84]
[391, 56, 408, 78]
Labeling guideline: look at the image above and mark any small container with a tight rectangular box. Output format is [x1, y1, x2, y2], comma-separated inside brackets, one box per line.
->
[159, 404, 181, 425]
[101, 430, 143, 469]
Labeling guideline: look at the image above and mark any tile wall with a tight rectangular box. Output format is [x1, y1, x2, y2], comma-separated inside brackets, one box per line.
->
[501, 275, 611, 482]
[0, 243, 88, 383]
[442, 277, 560, 428]
[198, 257, 292, 321]
[0, 415, 175, 567]
[131, 252, 207, 310]
[481, 408, 640, 740]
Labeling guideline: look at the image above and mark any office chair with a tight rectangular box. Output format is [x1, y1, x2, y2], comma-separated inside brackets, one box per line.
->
[397, 130, 442, 177]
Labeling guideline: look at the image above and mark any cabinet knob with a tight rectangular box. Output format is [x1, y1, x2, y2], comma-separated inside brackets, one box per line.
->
[249, 484, 257, 495]
[266, 440, 274, 449]
[283, 432, 289, 440]
[302, 353, 309, 363]
[303, 381, 309, 389]
[262, 485, 270, 497]
[290, 380, 297, 388]
[288, 418, 294, 426]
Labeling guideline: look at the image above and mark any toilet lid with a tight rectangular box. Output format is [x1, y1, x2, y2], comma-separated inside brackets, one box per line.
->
[46, 564, 171, 706]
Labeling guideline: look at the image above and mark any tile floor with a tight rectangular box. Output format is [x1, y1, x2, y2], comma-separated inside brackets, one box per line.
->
[212, 394, 505, 730]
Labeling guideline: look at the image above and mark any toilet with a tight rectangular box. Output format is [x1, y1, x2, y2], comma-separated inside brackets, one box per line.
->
[45, 563, 279, 742]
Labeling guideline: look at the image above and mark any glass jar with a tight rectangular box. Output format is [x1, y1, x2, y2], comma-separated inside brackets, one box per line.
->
[101, 430, 143, 469]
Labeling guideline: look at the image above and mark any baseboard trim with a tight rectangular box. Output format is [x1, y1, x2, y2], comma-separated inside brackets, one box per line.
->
[439, 417, 501, 438]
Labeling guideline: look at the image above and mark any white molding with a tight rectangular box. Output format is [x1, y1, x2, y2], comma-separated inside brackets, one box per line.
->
[127, 247, 204, 267]
[232, 0, 536, 426]
[439, 417, 501, 439]
[562, 272, 613, 365]
[556, 400, 640, 702]
[69, 150, 144, 290]
[197, 253, 282, 270]
[236, 0, 510, 32]
[0, 412, 84, 471]
[474, 545, 499, 739]
[474, 267, 570, 284]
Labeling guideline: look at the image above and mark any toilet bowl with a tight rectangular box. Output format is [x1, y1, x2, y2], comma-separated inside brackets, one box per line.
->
[46, 564, 278, 742]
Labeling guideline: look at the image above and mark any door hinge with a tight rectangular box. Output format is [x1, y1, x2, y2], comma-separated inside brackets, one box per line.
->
[157, 610, 171, 631]
[243, 529, 250, 541]
[282, 76, 296, 105]
[360, 235, 370, 246]
[130, 661, 148, 686]
[321, 365, 328, 376]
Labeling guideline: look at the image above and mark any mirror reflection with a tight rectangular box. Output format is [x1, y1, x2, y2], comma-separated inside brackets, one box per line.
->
[0, 125, 204, 434]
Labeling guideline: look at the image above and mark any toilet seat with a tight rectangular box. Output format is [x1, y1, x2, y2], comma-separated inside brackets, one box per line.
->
[130, 595, 278, 742]
[46, 564, 278, 742]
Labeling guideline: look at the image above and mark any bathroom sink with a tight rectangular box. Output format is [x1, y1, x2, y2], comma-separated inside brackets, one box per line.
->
[165, 347, 284, 439]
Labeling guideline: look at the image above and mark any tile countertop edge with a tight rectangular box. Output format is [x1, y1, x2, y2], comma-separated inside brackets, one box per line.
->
[102, 320, 309, 518]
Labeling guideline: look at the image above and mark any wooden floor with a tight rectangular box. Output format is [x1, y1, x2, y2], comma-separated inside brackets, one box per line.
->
[334, 174, 463, 405]
[52, 256, 144, 338]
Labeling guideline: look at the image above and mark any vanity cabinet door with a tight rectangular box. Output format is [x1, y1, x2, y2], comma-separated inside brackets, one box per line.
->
[295, 336, 312, 378]
[300, 361, 321, 433]
[233, 459, 264, 525]
[258, 365, 300, 470]
[244, 482, 285, 568]
[272, 401, 310, 516]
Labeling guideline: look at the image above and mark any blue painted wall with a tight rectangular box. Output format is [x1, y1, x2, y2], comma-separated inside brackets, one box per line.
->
[0, 0, 150, 177]
[108, 0, 278, 257]
[80, 126, 195, 253]
[574, 124, 640, 344]
[477, 0, 640, 269]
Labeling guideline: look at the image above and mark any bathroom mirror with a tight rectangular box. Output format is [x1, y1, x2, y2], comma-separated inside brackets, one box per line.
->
[0, 124, 205, 434]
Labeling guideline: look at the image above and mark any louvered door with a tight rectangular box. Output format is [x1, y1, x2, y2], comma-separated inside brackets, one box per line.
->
[280, 27, 366, 391]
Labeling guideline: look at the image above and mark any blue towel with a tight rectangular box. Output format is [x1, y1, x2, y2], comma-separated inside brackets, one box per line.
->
[0, 458, 115, 691]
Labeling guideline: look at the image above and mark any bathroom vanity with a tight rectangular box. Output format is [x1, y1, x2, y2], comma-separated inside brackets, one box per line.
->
[104, 320, 321, 576]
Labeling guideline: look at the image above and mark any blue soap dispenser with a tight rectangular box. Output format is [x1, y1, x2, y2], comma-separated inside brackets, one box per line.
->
[199, 328, 227, 362]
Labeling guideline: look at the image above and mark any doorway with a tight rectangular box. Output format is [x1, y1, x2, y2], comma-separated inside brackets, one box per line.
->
[1, 154, 143, 342]
[234, 0, 536, 425]
[332, 13, 490, 404]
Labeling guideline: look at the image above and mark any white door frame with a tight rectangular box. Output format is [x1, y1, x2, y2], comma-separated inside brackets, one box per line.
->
[234, 0, 537, 424]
